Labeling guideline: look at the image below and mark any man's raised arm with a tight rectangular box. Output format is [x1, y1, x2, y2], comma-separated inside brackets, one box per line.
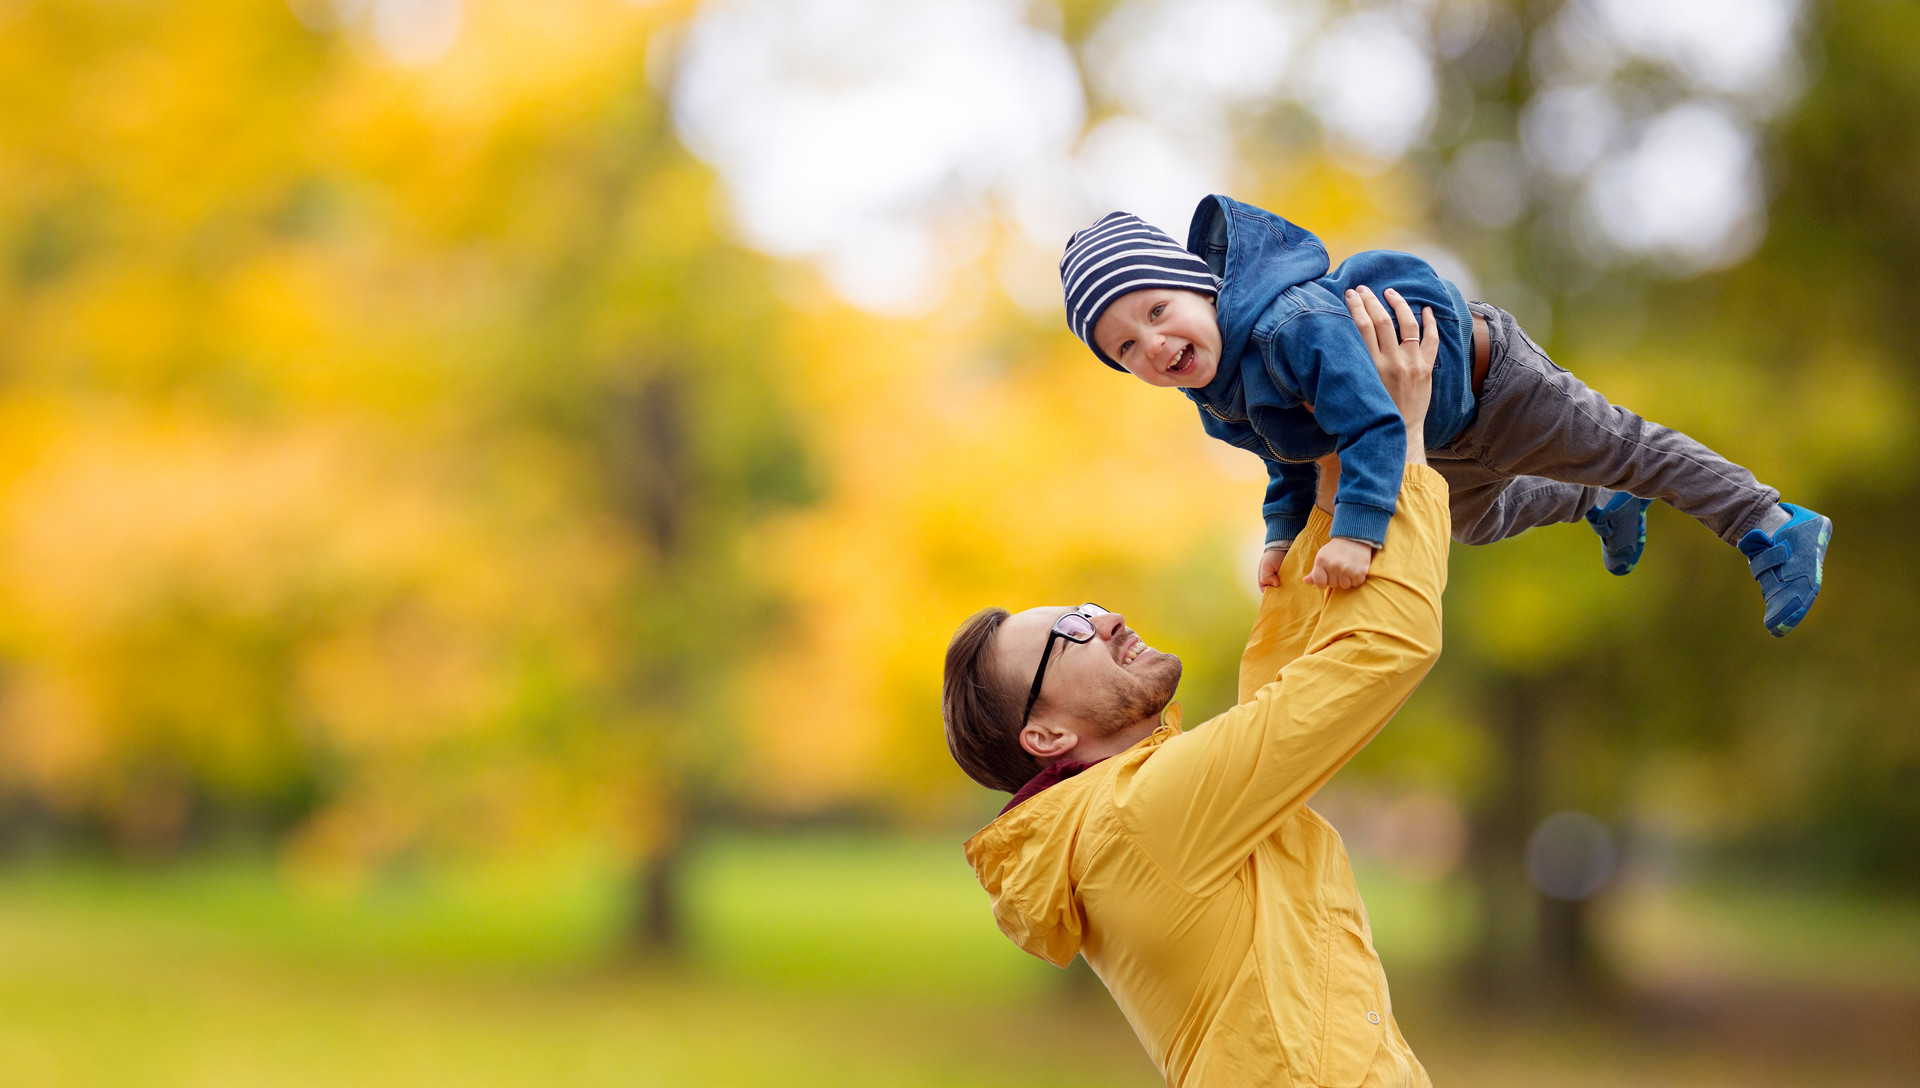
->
[1123, 288, 1449, 892]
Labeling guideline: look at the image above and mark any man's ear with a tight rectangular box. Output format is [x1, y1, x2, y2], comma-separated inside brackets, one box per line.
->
[1019, 717, 1080, 762]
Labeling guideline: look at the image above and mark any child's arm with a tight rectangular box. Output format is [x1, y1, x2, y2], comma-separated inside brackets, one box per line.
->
[1261, 458, 1319, 549]
[1256, 458, 1319, 588]
[1258, 453, 1345, 588]
[1304, 287, 1438, 589]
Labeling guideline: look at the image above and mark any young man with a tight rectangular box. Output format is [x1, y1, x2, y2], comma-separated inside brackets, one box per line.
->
[942, 290, 1448, 1087]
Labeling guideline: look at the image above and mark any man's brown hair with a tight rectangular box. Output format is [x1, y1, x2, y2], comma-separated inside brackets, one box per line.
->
[942, 607, 1039, 793]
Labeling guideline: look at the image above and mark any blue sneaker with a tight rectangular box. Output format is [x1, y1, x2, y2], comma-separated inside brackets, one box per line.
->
[1738, 504, 1832, 638]
[1585, 492, 1653, 576]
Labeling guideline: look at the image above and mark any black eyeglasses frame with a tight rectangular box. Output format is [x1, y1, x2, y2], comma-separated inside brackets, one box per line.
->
[1018, 603, 1109, 729]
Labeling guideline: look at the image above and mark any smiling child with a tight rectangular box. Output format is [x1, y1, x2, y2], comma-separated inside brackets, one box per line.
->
[1060, 197, 1831, 637]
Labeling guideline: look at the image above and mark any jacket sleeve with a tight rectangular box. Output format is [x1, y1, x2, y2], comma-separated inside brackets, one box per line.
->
[1236, 506, 1334, 705]
[1262, 458, 1319, 545]
[1271, 310, 1409, 547]
[1119, 465, 1449, 893]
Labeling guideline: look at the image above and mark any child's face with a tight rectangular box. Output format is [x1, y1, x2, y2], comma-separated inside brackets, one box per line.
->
[1092, 288, 1220, 389]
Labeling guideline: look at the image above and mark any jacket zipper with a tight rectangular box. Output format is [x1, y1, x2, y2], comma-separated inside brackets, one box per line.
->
[1199, 402, 1312, 464]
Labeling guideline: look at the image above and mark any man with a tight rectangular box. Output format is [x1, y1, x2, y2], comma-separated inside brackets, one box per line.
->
[942, 288, 1449, 1087]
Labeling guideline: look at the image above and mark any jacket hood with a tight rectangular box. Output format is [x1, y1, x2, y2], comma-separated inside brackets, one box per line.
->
[961, 707, 1183, 967]
[1184, 195, 1330, 404]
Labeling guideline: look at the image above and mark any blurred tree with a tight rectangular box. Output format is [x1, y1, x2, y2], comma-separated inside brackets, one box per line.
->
[4, 0, 1913, 990]
[1402, 0, 1920, 1001]
[0, 0, 810, 949]
[1612, 0, 1920, 893]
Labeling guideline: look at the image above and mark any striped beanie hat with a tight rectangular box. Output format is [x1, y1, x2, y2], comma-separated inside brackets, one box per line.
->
[1060, 211, 1218, 370]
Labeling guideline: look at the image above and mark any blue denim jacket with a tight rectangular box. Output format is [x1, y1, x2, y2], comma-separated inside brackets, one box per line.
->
[1183, 196, 1476, 546]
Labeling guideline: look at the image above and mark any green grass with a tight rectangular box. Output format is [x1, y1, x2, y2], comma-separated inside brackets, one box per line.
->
[0, 852, 626, 972]
[0, 836, 1151, 1088]
[686, 833, 1058, 998]
[0, 834, 1915, 1087]
[1608, 877, 1920, 990]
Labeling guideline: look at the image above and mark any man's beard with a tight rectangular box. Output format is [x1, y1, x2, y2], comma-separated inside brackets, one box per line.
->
[1082, 651, 1182, 739]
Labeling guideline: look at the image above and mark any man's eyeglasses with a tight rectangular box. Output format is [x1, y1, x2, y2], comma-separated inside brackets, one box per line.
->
[1020, 604, 1112, 728]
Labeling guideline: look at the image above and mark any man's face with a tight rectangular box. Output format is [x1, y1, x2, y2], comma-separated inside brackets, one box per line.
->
[993, 605, 1182, 742]
[1092, 288, 1221, 389]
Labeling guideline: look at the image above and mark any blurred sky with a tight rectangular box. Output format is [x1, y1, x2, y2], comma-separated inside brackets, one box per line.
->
[274, 0, 1813, 314]
[656, 0, 1806, 313]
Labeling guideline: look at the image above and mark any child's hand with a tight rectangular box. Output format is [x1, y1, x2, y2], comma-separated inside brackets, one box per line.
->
[1305, 537, 1374, 589]
[1257, 544, 1289, 589]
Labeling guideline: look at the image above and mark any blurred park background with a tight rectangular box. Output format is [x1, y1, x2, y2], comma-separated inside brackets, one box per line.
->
[1, 0, 1916, 1084]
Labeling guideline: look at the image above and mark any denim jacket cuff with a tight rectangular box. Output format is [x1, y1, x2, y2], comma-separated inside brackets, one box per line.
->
[1264, 512, 1308, 545]
[1329, 502, 1392, 548]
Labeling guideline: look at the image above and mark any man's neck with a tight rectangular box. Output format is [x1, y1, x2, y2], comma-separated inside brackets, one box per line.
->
[1056, 714, 1161, 766]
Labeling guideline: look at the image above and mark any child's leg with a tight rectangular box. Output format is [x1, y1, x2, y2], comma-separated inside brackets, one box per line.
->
[1428, 450, 1622, 545]
[1453, 302, 1779, 545]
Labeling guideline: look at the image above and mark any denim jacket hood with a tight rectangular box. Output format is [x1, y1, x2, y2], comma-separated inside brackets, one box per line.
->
[1189, 196, 1333, 383]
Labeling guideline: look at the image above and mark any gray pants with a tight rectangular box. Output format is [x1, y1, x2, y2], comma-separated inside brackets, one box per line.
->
[1431, 302, 1778, 547]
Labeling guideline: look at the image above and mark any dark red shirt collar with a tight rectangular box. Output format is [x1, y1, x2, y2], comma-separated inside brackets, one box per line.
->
[999, 756, 1109, 816]
[994, 704, 1184, 817]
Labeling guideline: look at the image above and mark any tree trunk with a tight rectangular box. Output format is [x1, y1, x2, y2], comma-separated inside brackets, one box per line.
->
[1468, 670, 1544, 1001]
[1468, 669, 1610, 1005]
[630, 789, 693, 955]
[1536, 890, 1601, 992]
[634, 843, 684, 952]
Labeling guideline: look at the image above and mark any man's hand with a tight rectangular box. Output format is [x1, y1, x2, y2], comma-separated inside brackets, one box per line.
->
[1302, 287, 1435, 592]
[1342, 285, 1437, 465]
[1306, 536, 1373, 588]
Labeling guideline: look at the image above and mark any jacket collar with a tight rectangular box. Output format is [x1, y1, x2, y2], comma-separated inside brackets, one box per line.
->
[997, 702, 1186, 816]
[999, 758, 1103, 816]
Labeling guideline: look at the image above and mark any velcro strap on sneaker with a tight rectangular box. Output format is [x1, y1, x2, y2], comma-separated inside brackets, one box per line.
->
[1748, 543, 1792, 578]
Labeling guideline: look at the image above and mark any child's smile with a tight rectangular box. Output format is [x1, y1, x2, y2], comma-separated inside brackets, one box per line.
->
[1092, 287, 1221, 389]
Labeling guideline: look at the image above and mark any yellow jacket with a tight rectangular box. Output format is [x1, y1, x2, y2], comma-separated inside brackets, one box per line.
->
[964, 466, 1449, 1088]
